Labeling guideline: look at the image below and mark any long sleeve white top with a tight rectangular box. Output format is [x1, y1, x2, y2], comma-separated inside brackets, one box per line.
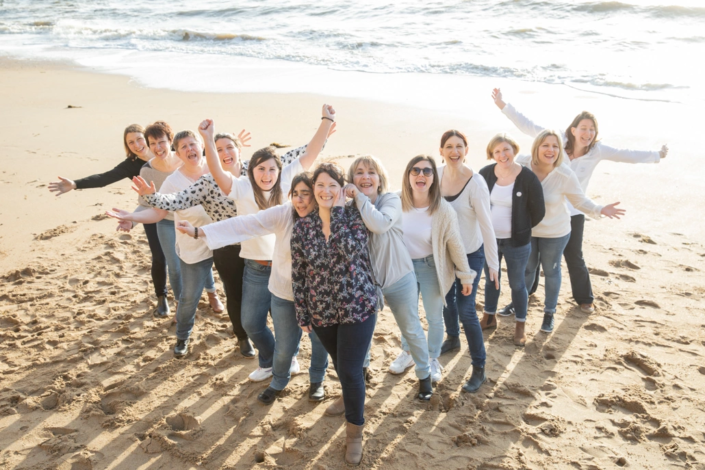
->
[224, 158, 303, 260]
[515, 155, 603, 238]
[160, 170, 213, 265]
[353, 192, 414, 289]
[201, 202, 296, 301]
[437, 165, 499, 272]
[502, 103, 660, 216]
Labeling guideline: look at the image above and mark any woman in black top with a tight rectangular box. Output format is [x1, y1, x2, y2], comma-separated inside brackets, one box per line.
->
[478, 134, 545, 346]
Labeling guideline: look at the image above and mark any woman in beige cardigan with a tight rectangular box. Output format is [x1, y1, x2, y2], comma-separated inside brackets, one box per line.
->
[399, 155, 476, 387]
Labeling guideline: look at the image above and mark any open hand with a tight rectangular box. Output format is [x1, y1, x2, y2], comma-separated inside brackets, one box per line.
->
[116, 220, 133, 232]
[327, 122, 337, 138]
[238, 129, 252, 147]
[176, 220, 196, 237]
[601, 202, 626, 219]
[491, 88, 506, 110]
[131, 176, 156, 196]
[105, 208, 134, 222]
[334, 188, 346, 207]
[48, 176, 76, 196]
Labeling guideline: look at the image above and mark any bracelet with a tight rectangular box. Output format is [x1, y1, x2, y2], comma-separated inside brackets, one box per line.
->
[194, 227, 199, 240]
[321, 116, 334, 122]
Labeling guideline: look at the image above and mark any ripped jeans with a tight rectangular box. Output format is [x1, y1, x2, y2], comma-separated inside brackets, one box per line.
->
[524, 234, 571, 315]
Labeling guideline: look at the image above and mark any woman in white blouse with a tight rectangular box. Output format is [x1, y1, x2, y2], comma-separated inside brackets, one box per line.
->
[492, 88, 667, 314]
[516, 130, 624, 334]
[437, 130, 499, 394]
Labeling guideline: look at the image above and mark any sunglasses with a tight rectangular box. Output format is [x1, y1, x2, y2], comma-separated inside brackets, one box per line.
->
[409, 167, 434, 177]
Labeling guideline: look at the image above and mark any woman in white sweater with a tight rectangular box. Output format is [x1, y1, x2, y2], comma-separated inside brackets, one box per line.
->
[517, 130, 624, 334]
[342, 155, 433, 400]
[492, 88, 667, 313]
[399, 155, 477, 392]
[176, 173, 329, 405]
[437, 130, 499, 394]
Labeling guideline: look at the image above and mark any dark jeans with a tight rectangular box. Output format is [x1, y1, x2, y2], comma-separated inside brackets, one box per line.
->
[212, 244, 248, 340]
[528, 215, 594, 305]
[442, 246, 486, 367]
[484, 240, 531, 321]
[143, 222, 167, 298]
[313, 314, 377, 426]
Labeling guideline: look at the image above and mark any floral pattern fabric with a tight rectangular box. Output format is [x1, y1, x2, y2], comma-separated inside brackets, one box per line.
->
[291, 204, 379, 328]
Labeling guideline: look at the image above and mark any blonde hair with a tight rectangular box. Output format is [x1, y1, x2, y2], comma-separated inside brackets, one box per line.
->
[486, 133, 520, 160]
[531, 130, 565, 168]
[347, 155, 389, 195]
[401, 155, 441, 215]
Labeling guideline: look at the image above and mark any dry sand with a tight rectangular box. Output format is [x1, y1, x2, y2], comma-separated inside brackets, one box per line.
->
[1, 58, 704, 470]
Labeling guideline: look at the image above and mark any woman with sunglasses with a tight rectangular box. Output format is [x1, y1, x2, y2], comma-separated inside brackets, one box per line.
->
[399, 155, 476, 388]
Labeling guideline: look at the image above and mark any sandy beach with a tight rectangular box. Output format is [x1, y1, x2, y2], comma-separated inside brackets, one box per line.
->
[1, 58, 704, 470]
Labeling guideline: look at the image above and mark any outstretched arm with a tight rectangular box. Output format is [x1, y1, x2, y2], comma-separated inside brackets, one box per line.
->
[106, 206, 168, 225]
[199, 119, 234, 195]
[599, 142, 665, 164]
[492, 88, 546, 138]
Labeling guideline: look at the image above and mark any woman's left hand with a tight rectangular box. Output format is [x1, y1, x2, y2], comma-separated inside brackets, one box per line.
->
[601, 202, 626, 219]
[342, 183, 359, 199]
[105, 208, 134, 222]
[238, 129, 252, 147]
[334, 188, 346, 207]
[116, 220, 133, 233]
[322, 104, 336, 121]
[460, 283, 472, 296]
[659, 144, 668, 159]
[489, 268, 499, 290]
[176, 220, 196, 237]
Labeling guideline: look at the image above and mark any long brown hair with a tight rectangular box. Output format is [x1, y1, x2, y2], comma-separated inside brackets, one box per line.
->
[248, 147, 283, 210]
[123, 124, 146, 160]
[289, 172, 315, 220]
[564, 111, 599, 156]
[401, 155, 441, 215]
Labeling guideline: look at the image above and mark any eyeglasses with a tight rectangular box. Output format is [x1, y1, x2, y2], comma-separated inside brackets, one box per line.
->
[409, 167, 434, 177]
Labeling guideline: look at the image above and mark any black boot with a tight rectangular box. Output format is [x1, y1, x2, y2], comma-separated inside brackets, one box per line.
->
[440, 335, 461, 355]
[417, 375, 433, 401]
[462, 366, 486, 393]
[239, 338, 255, 358]
[308, 382, 325, 402]
[154, 295, 170, 318]
[257, 387, 281, 405]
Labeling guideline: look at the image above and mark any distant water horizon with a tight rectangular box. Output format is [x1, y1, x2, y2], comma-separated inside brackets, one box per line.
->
[1, 0, 704, 103]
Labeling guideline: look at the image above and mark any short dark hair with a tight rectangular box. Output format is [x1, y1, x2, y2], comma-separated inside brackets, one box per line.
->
[144, 121, 174, 147]
[312, 162, 345, 187]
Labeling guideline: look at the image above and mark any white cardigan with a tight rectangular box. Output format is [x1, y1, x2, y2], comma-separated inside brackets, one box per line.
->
[515, 155, 602, 239]
[502, 103, 660, 216]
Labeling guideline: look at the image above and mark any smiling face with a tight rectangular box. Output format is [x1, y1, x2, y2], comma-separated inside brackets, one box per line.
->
[148, 134, 172, 160]
[216, 137, 240, 170]
[125, 132, 147, 156]
[314, 172, 341, 210]
[174, 136, 203, 167]
[292, 181, 316, 218]
[440, 135, 469, 165]
[492, 141, 515, 168]
[409, 160, 434, 196]
[538, 135, 561, 167]
[252, 158, 280, 192]
[570, 118, 596, 149]
[352, 162, 380, 198]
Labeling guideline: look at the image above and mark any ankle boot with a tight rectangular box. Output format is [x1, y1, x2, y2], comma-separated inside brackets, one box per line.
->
[440, 335, 461, 355]
[155, 295, 170, 318]
[462, 365, 486, 393]
[514, 322, 526, 347]
[345, 422, 364, 465]
[417, 375, 433, 401]
[324, 395, 345, 416]
[479, 313, 497, 330]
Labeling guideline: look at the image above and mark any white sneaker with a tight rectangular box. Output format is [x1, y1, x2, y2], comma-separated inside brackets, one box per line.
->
[248, 367, 273, 382]
[290, 357, 301, 375]
[389, 350, 415, 374]
[430, 358, 443, 382]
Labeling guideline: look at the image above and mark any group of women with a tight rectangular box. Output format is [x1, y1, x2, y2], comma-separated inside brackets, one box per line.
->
[49, 91, 667, 466]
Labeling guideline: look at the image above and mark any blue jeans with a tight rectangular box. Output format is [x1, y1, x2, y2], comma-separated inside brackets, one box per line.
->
[175, 257, 214, 340]
[407, 257, 444, 360]
[384, 272, 430, 379]
[525, 234, 571, 315]
[484, 240, 532, 321]
[313, 315, 377, 426]
[240, 260, 275, 369]
[308, 330, 329, 384]
[443, 246, 486, 367]
[157, 219, 217, 300]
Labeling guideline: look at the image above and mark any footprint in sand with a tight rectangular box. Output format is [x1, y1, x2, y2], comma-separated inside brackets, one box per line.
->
[631, 233, 657, 245]
[617, 274, 636, 283]
[635, 300, 660, 309]
[622, 350, 661, 376]
[588, 267, 609, 277]
[609, 259, 640, 270]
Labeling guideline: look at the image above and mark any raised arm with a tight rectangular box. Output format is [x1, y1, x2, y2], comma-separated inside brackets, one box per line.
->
[199, 119, 234, 195]
[296, 105, 336, 171]
[346, 188, 399, 235]
[492, 89, 546, 138]
[200, 203, 289, 250]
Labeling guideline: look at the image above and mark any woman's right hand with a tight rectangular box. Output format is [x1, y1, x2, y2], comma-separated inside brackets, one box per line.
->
[176, 220, 196, 237]
[131, 176, 156, 196]
[322, 104, 336, 121]
[342, 183, 359, 199]
[334, 188, 347, 207]
[198, 119, 215, 140]
[105, 208, 134, 222]
[116, 220, 133, 232]
[601, 202, 626, 219]
[300, 324, 312, 333]
[491, 88, 506, 110]
[48, 176, 76, 196]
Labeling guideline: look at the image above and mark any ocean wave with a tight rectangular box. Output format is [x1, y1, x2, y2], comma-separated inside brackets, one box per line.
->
[572, 78, 686, 91]
[179, 31, 265, 42]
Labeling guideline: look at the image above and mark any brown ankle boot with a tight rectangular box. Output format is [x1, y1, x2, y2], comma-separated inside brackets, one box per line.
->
[345, 422, 364, 465]
[324, 395, 345, 416]
[480, 313, 497, 331]
[514, 321, 526, 347]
